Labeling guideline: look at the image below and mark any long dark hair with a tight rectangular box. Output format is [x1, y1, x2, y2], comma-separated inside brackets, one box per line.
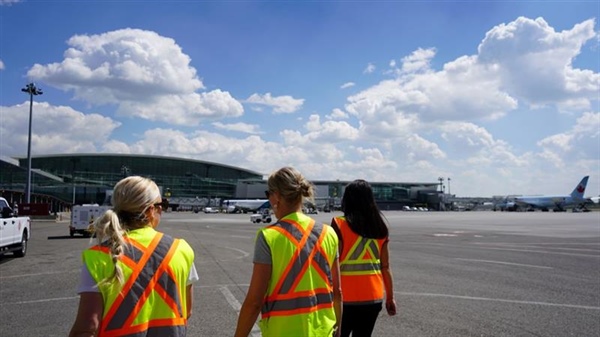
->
[341, 179, 388, 239]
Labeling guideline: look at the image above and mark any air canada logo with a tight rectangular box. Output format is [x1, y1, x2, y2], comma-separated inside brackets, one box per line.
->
[577, 184, 585, 193]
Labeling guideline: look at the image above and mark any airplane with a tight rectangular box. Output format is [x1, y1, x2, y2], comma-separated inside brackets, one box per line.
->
[222, 199, 270, 213]
[512, 176, 589, 212]
[491, 195, 520, 212]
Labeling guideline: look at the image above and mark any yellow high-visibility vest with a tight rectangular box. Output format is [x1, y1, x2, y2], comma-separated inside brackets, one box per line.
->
[258, 212, 339, 337]
[83, 227, 194, 337]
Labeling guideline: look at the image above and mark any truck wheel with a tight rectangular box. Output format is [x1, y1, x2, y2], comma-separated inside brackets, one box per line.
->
[266, 218, 271, 223]
[14, 233, 27, 257]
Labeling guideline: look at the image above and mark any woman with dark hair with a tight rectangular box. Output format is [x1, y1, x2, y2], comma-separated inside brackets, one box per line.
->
[331, 179, 396, 337]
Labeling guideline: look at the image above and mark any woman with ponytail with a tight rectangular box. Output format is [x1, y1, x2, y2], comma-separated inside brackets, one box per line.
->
[69, 176, 198, 337]
[235, 167, 342, 337]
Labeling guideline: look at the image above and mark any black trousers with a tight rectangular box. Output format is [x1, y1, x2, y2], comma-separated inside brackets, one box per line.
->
[340, 303, 383, 337]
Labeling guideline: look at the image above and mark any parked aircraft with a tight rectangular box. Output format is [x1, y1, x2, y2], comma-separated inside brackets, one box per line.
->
[513, 176, 589, 212]
[222, 199, 269, 213]
[492, 196, 519, 212]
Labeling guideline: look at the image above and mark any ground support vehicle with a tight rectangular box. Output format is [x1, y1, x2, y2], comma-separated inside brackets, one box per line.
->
[250, 209, 272, 223]
[70, 204, 111, 237]
[0, 197, 30, 257]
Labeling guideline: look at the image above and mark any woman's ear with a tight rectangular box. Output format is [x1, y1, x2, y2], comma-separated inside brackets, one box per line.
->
[146, 206, 159, 227]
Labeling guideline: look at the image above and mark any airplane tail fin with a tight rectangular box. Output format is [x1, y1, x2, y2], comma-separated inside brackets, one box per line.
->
[570, 176, 589, 199]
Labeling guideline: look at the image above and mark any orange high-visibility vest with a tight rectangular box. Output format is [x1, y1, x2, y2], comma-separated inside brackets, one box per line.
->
[83, 228, 193, 337]
[258, 213, 338, 336]
[333, 216, 386, 305]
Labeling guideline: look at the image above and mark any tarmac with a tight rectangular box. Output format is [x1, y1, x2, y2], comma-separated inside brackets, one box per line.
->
[0, 210, 598, 337]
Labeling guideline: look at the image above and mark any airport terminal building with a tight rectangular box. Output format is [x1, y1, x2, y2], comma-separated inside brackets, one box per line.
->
[0, 154, 442, 212]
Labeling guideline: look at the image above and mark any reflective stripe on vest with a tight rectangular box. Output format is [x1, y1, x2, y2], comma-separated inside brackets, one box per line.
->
[341, 237, 382, 274]
[92, 232, 186, 337]
[262, 219, 334, 318]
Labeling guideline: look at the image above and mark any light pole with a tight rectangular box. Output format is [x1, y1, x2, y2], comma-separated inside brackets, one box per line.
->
[21, 83, 43, 204]
[438, 177, 444, 193]
[447, 177, 451, 195]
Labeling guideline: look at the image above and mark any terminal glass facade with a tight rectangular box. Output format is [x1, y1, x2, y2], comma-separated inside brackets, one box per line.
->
[2, 154, 262, 206]
[0, 154, 442, 211]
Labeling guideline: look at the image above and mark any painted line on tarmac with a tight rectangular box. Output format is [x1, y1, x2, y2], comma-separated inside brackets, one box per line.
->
[219, 286, 261, 337]
[406, 242, 600, 257]
[397, 292, 600, 310]
[0, 270, 77, 279]
[477, 246, 600, 257]
[475, 244, 600, 252]
[230, 235, 253, 239]
[9, 296, 78, 305]
[455, 258, 553, 269]
[224, 246, 251, 259]
[486, 242, 600, 245]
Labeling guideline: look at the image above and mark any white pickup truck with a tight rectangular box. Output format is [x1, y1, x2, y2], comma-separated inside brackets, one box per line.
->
[0, 197, 31, 257]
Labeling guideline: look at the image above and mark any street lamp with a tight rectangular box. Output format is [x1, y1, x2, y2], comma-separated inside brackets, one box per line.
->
[21, 83, 43, 204]
[447, 177, 451, 195]
[438, 177, 444, 193]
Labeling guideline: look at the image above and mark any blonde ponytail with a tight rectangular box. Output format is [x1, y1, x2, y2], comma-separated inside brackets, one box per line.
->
[93, 209, 126, 286]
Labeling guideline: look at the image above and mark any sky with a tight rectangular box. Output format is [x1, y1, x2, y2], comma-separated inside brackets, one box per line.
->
[0, 1, 598, 198]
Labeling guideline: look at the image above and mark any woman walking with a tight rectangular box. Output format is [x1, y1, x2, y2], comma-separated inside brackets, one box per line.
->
[331, 179, 396, 337]
[235, 166, 342, 337]
[69, 176, 198, 337]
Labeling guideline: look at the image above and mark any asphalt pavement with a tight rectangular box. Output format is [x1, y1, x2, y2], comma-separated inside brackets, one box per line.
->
[0, 211, 598, 337]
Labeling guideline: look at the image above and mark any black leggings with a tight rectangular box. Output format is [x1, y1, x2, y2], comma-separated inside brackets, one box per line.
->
[340, 303, 382, 337]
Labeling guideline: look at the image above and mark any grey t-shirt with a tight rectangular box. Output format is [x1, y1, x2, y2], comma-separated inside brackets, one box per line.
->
[253, 230, 272, 264]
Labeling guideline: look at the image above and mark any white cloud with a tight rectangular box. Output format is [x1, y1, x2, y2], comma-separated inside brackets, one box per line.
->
[0, 102, 121, 156]
[340, 82, 355, 89]
[440, 122, 527, 167]
[0, 0, 21, 5]
[212, 122, 262, 134]
[27, 28, 243, 125]
[0, 60, 4, 70]
[345, 16, 599, 144]
[363, 63, 376, 74]
[327, 108, 349, 120]
[302, 114, 360, 143]
[537, 111, 600, 166]
[404, 134, 447, 162]
[399, 48, 436, 74]
[347, 55, 518, 129]
[245, 93, 304, 114]
[116, 89, 243, 125]
[478, 17, 599, 110]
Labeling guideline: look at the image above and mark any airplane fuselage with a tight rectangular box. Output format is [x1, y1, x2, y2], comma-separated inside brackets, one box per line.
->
[515, 195, 584, 210]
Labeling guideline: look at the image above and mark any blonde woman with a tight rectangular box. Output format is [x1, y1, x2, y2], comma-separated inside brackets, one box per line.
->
[235, 167, 343, 337]
[69, 176, 198, 337]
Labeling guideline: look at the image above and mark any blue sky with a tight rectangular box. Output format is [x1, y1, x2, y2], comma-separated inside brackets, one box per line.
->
[1, 0, 598, 198]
